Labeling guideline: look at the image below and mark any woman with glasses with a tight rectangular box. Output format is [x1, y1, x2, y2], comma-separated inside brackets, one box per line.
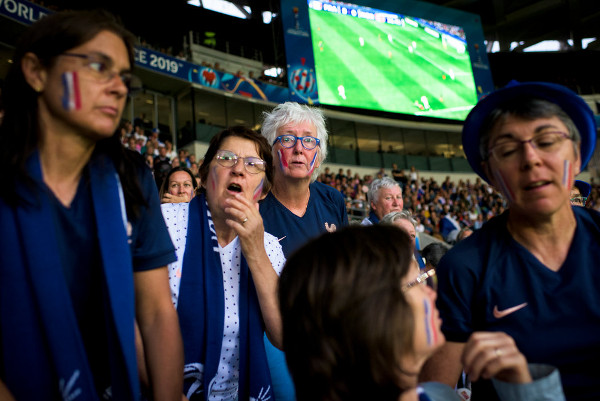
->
[161, 126, 285, 400]
[279, 225, 563, 401]
[0, 10, 183, 400]
[420, 81, 600, 400]
[259, 102, 349, 401]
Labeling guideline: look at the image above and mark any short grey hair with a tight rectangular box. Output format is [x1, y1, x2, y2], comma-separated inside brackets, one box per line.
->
[261, 102, 328, 181]
[367, 177, 401, 204]
[380, 210, 416, 228]
[479, 97, 581, 163]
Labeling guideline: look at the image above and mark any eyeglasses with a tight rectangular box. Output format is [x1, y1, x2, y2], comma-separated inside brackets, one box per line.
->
[402, 268, 437, 293]
[215, 150, 266, 174]
[570, 196, 587, 206]
[273, 134, 321, 150]
[487, 131, 571, 162]
[61, 52, 135, 90]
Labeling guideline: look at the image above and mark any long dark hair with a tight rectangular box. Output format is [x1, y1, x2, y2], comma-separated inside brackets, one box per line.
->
[279, 225, 415, 401]
[0, 10, 146, 217]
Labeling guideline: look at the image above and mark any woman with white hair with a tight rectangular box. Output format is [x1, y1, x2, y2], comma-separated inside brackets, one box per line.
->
[259, 102, 348, 255]
[259, 102, 349, 401]
[381, 210, 426, 268]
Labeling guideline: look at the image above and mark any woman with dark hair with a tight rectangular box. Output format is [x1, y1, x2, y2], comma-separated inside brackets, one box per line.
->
[159, 166, 198, 203]
[279, 225, 564, 401]
[161, 126, 285, 400]
[0, 10, 183, 400]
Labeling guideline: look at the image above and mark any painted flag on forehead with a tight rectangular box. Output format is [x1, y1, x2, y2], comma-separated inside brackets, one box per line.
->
[61, 71, 81, 111]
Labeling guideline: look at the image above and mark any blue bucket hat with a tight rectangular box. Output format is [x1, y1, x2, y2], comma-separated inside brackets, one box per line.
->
[574, 179, 592, 198]
[462, 81, 597, 182]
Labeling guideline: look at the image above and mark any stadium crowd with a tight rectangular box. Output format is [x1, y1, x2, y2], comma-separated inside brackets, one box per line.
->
[119, 115, 599, 247]
[4, 6, 600, 401]
[316, 165, 599, 243]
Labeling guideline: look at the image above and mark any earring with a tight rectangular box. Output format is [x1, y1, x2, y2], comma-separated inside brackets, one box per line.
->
[34, 86, 42, 93]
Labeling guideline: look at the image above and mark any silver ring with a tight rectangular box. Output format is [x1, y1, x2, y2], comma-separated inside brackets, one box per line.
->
[495, 348, 502, 357]
[242, 217, 248, 224]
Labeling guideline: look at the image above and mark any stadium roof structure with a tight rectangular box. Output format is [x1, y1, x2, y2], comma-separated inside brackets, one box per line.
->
[422, 0, 600, 52]
[2, 0, 600, 93]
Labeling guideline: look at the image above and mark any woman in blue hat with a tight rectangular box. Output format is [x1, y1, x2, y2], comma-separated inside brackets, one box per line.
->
[420, 81, 600, 400]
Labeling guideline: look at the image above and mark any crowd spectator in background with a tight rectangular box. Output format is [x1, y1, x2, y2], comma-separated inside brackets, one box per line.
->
[391, 162, 408, 191]
[159, 166, 197, 203]
[178, 148, 189, 167]
[153, 145, 172, 189]
[145, 154, 154, 170]
[381, 209, 425, 268]
[421, 242, 449, 269]
[361, 176, 403, 225]
[381, 210, 417, 246]
[143, 141, 156, 158]
[317, 164, 516, 243]
[409, 165, 419, 184]
[164, 139, 177, 160]
[259, 102, 348, 401]
[571, 179, 591, 206]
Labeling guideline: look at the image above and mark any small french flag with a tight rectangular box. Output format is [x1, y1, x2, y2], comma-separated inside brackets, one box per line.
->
[563, 159, 572, 189]
[61, 71, 81, 111]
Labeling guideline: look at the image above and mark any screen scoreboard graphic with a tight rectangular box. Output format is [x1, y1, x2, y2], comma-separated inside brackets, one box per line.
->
[281, 0, 494, 121]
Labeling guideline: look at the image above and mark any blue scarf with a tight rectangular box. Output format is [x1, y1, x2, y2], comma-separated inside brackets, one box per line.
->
[177, 194, 272, 400]
[0, 152, 140, 400]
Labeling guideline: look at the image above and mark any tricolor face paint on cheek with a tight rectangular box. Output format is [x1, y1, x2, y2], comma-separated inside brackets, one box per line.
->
[423, 298, 438, 347]
[61, 71, 81, 111]
[277, 148, 288, 171]
[210, 165, 218, 192]
[492, 169, 514, 204]
[562, 159, 572, 190]
[253, 178, 264, 201]
[308, 151, 318, 175]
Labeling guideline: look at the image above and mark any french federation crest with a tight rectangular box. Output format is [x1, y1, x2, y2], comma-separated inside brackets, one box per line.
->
[288, 57, 317, 103]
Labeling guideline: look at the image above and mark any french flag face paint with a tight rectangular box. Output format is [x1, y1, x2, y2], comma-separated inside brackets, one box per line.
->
[563, 159, 572, 189]
[492, 169, 514, 204]
[423, 299, 438, 346]
[277, 149, 288, 171]
[210, 166, 218, 192]
[308, 151, 318, 175]
[61, 71, 81, 111]
[253, 178, 264, 201]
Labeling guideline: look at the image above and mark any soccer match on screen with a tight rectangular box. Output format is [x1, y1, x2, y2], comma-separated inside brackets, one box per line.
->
[308, 0, 479, 120]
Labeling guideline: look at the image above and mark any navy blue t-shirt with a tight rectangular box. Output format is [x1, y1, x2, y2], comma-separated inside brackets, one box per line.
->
[436, 207, 600, 401]
[259, 181, 349, 257]
[47, 161, 175, 397]
[259, 181, 348, 401]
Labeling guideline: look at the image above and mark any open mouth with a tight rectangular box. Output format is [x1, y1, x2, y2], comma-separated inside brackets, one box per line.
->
[524, 181, 550, 190]
[228, 183, 242, 193]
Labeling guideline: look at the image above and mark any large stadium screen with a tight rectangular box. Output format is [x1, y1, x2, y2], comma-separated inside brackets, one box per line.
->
[281, 0, 493, 121]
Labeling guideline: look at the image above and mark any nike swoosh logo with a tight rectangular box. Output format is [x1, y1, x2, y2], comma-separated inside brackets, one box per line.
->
[493, 302, 528, 319]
